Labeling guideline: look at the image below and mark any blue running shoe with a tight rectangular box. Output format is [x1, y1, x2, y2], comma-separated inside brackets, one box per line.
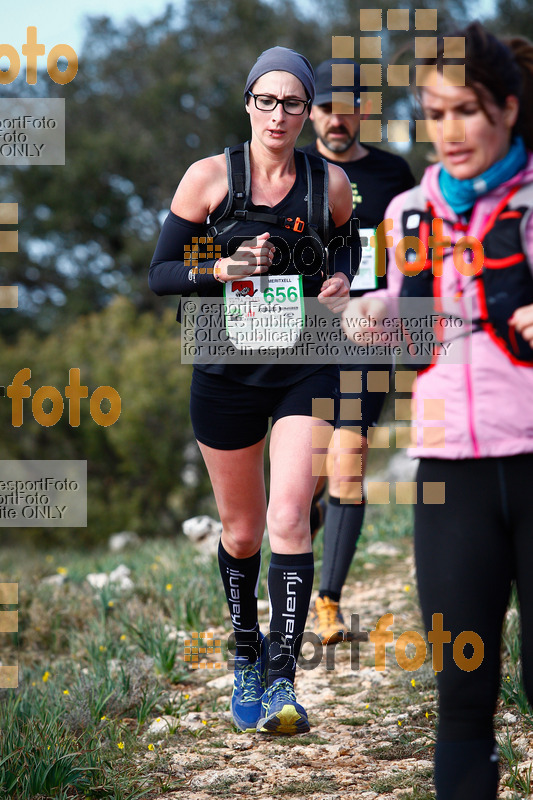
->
[231, 633, 268, 732]
[256, 678, 310, 735]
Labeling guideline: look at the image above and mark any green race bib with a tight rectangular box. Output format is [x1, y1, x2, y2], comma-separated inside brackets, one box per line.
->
[224, 275, 305, 350]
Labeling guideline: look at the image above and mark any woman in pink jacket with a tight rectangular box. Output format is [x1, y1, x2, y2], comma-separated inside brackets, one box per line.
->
[345, 22, 533, 800]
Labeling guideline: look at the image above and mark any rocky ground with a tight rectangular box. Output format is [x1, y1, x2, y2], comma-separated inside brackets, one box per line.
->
[142, 545, 533, 800]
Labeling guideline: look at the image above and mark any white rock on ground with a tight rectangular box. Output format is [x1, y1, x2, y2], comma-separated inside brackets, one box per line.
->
[108, 531, 141, 552]
[366, 542, 401, 558]
[108, 564, 134, 590]
[145, 715, 181, 736]
[40, 574, 67, 587]
[85, 573, 109, 590]
[182, 515, 222, 542]
[86, 564, 134, 591]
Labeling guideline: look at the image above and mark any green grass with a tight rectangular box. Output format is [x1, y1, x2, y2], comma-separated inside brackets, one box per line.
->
[3, 495, 531, 800]
[0, 534, 238, 799]
[364, 741, 420, 761]
[271, 777, 339, 796]
[371, 766, 434, 793]
[204, 776, 241, 796]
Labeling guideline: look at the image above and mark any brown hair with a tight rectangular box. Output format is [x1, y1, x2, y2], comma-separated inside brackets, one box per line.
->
[419, 21, 533, 151]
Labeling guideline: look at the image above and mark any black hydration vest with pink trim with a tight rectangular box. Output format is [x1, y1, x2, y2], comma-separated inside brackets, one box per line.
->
[399, 184, 533, 367]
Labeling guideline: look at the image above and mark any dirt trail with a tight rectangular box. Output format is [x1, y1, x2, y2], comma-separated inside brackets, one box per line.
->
[150, 549, 442, 799]
[151, 548, 532, 799]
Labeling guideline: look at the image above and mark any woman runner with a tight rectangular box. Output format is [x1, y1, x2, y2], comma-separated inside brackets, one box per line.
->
[150, 46, 355, 734]
[344, 22, 533, 798]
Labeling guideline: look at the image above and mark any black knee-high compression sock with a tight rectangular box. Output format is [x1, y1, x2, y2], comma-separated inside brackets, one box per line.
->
[267, 551, 314, 685]
[319, 497, 365, 603]
[435, 739, 499, 800]
[218, 541, 261, 662]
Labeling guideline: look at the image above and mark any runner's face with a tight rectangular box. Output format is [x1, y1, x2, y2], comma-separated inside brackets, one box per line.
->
[309, 103, 361, 153]
[421, 72, 519, 180]
[246, 71, 309, 149]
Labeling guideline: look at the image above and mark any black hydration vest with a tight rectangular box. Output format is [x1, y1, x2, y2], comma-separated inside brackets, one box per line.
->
[399, 183, 533, 368]
[207, 141, 330, 273]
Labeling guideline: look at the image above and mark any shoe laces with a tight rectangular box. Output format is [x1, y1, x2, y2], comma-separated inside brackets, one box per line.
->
[267, 678, 296, 704]
[319, 597, 340, 626]
[235, 660, 262, 702]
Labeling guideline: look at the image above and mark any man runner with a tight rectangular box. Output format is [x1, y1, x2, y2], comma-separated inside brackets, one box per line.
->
[301, 58, 415, 643]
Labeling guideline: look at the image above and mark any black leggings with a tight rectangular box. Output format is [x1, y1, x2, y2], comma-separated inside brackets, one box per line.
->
[415, 454, 533, 744]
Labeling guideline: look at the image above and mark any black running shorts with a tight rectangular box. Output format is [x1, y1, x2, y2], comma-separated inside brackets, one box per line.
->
[190, 366, 339, 450]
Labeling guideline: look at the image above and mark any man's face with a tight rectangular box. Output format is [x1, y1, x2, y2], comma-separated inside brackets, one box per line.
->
[309, 103, 361, 153]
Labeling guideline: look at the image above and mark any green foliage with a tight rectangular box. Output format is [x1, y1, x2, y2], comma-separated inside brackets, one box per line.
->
[0, 297, 211, 546]
[500, 589, 533, 717]
[488, 0, 533, 40]
[1, 0, 482, 332]
[0, 534, 227, 800]
[0, 0, 329, 332]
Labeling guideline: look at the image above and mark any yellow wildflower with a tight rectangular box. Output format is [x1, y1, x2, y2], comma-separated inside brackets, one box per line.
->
[404, 584, 411, 593]
[42, 671, 50, 682]
[148, 744, 155, 751]
[411, 679, 416, 688]
[57, 567, 67, 575]
[63, 689, 69, 695]
[165, 583, 173, 591]
[117, 742, 124, 750]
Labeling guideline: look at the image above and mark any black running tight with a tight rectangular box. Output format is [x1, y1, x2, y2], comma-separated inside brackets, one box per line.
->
[414, 454, 533, 800]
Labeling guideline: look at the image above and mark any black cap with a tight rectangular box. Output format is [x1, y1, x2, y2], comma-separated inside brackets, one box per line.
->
[314, 58, 365, 107]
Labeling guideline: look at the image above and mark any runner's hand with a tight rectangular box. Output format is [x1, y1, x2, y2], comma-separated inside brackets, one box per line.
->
[509, 303, 533, 348]
[342, 297, 387, 342]
[215, 232, 274, 281]
[318, 273, 350, 313]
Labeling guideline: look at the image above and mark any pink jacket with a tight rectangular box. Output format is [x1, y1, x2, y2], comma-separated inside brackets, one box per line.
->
[380, 155, 533, 460]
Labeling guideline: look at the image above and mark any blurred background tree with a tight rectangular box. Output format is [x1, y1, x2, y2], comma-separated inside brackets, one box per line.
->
[0, 0, 501, 546]
[0, 0, 473, 333]
[0, 297, 213, 546]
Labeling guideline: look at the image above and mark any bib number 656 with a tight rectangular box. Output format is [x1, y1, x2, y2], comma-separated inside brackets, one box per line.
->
[263, 286, 299, 303]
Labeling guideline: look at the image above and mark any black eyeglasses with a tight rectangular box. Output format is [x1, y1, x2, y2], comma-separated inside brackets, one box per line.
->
[247, 91, 310, 116]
